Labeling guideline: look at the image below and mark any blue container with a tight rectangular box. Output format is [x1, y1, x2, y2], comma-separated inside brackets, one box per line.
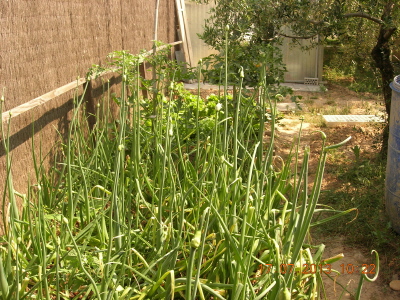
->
[386, 75, 400, 234]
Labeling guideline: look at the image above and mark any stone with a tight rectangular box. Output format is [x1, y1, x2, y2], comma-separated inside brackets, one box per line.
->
[276, 102, 300, 113]
[389, 280, 400, 291]
[323, 115, 385, 127]
[343, 292, 355, 299]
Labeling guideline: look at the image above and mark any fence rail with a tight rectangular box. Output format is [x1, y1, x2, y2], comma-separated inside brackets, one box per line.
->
[1, 41, 183, 124]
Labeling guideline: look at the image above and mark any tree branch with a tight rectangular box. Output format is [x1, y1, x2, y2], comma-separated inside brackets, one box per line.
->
[278, 32, 318, 39]
[383, 27, 397, 40]
[343, 12, 383, 24]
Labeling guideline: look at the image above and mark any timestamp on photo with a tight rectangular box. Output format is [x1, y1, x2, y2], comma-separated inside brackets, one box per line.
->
[340, 263, 376, 275]
[259, 263, 333, 274]
[259, 263, 377, 275]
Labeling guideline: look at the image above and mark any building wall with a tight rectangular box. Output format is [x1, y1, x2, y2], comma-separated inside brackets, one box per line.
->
[280, 27, 324, 83]
[184, 2, 324, 83]
[184, 1, 218, 67]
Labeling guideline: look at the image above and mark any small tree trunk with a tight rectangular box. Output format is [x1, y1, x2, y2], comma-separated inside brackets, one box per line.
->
[371, 25, 396, 118]
[370, 1, 397, 155]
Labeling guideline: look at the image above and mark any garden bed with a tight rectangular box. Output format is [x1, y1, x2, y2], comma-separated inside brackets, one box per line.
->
[0, 49, 394, 299]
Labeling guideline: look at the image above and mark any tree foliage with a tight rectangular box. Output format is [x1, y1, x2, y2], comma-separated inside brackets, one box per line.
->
[198, 1, 288, 86]
[194, 0, 399, 117]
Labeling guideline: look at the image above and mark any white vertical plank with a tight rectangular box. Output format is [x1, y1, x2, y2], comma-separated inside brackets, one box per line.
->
[179, 0, 194, 67]
[184, 1, 218, 67]
[175, 0, 192, 67]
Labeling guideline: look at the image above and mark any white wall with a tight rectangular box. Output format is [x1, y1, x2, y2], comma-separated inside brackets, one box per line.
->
[184, 2, 324, 83]
[184, 1, 219, 67]
[279, 27, 324, 82]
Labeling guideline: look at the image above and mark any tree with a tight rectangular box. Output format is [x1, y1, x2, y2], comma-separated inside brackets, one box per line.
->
[197, 0, 290, 86]
[194, 0, 399, 119]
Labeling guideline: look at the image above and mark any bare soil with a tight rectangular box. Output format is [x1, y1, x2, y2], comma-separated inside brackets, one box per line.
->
[191, 83, 400, 299]
[276, 83, 399, 300]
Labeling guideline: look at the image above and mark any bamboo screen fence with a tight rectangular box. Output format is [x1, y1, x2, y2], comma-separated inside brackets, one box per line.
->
[0, 0, 177, 216]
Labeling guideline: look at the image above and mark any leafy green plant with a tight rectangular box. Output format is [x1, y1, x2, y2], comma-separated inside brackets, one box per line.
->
[351, 145, 361, 162]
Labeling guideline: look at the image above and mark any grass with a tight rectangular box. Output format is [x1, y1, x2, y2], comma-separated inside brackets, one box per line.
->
[0, 45, 379, 299]
[323, 66, 382, 95]
[311, 123, 400, 284]
[324, 100, 336, 106]
[283, 79, 397, 290]
[289, 55, 396, 287]
[285, 73, 398, 286]
[319, 151, 398, 253]
[303, 98, 315, 106]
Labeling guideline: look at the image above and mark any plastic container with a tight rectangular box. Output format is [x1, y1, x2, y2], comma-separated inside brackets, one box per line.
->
[386, 75, 400, 234]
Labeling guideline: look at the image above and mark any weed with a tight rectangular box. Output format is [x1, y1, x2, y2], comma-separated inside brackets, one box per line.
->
[323, 106, 338, 115]
[304, 98, 315, 105]
[339, 106, 352, 115]
[351, 145, 361, 162]
[319, 85, 328, 92]
[325, 99, 336, 106]
[318, 151, 399, 280]
[323, 67, 353, 83]
[323, 66, 381, 95]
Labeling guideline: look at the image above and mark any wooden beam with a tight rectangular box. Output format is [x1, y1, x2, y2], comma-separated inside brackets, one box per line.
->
[1, 78, 86, 124]
[1, 41, 184, 124]
[142, 41, 183, 57]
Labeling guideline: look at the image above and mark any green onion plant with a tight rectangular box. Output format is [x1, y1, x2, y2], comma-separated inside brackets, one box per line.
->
[0, 41, 379, 299]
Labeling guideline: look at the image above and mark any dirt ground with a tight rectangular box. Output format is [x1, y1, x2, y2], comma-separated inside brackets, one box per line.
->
[191, 83, 399, 299]
[276, 83, 399, 300]
[276, 83, 385, 193]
